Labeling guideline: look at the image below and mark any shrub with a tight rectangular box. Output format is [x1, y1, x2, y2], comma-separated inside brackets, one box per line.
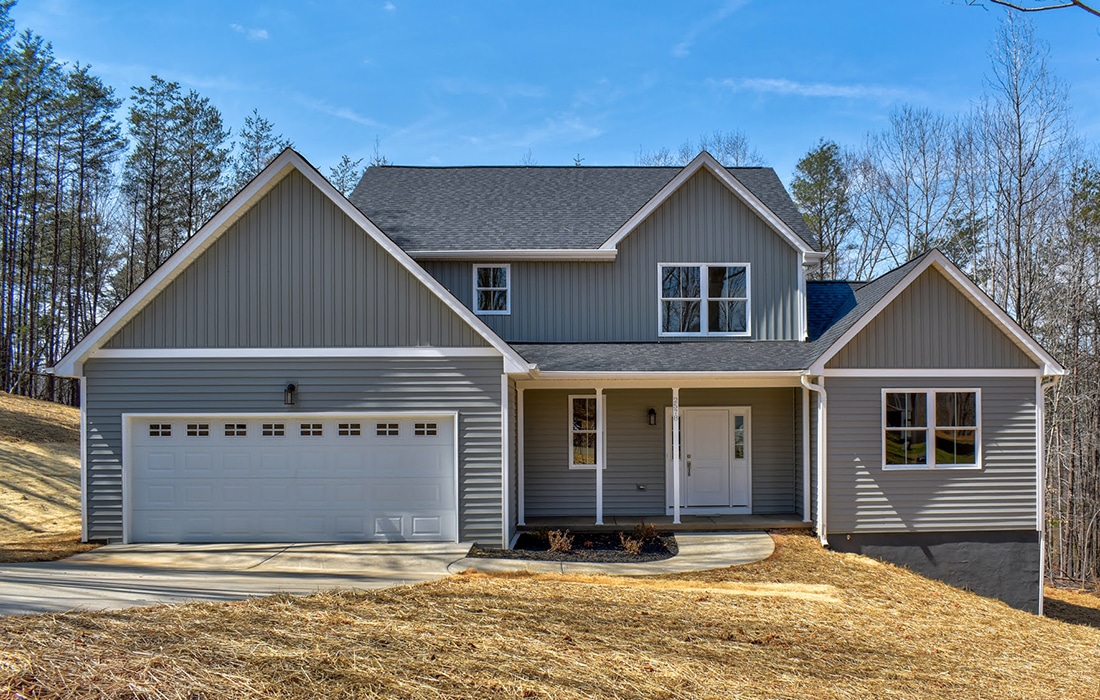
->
[620, 532, 643, 555]
[633, 521, 659, 542]
[547, 529, 573, 553]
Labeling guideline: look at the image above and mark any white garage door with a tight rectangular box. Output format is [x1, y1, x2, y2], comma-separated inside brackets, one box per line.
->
[127, 414, 456, 543]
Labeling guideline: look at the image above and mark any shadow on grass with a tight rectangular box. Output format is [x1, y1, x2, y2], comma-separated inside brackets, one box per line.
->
[1044, 596, 1100, 629]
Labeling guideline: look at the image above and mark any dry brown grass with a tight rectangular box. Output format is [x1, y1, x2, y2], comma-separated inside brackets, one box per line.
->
[2, 533, 1098, 699]
[0, 392, 95, 562]
[1045, 585, 1100, 629]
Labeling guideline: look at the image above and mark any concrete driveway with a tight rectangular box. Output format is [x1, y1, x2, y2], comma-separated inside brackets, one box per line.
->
[0, 541, 471, 616]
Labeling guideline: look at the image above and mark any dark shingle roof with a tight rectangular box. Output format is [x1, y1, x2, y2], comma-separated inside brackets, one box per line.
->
[513, 256, 928, 373]
[350, 164, 818, 251]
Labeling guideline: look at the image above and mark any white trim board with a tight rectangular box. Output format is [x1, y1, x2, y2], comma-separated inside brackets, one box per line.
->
[89, 347, 503, 360]
[600, 151, 819, 257]
[52, 149, 534, 378]
[822, 368, 1042, 378]
[809, 250, 1063, 377]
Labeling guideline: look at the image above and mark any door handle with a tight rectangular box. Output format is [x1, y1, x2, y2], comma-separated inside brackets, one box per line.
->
[686, 460, 691, 476]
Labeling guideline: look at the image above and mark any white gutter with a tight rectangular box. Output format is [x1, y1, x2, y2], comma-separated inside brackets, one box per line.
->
[801, 375, 828, 546]
[409, 249, 618, 262]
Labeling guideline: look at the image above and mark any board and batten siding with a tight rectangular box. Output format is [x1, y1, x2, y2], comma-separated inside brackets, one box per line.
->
[421, 170, 803, 342]
[825, 376, 1037, 533]
[523, 387, 800, 517]
[83, 357, 504, 543]
[826, 267, 1037, 369]
[104, 169, 487, 350]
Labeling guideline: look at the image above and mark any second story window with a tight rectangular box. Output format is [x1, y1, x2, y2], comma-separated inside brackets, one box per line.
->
[473, 264, 510, 315]
[659, 263, 750, 336]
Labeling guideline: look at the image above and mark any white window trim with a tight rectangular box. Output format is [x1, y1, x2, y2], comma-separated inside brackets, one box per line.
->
[568, 393, 604, 470]
[473, 263, 511, 315]
[657, 262, 751, 337]
[881, 388, 982, 471]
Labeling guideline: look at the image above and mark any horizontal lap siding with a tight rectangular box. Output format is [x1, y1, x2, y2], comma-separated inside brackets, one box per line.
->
[422, 170, 802, 342]
[826, 268, 1036, 369]
[523, 387, 798, 517]
[84, 357, 503, 543]
[826, 376, 1037, 532]
[105, 170, 486, 349]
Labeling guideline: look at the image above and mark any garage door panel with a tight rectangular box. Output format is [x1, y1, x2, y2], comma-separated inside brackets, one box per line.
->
[129, 415, 457, 543]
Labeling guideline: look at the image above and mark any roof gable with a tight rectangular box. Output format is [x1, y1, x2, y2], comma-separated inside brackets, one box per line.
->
[349, 152, 818, 255]
[809, 250, 1062, 375]
[53, 149, 531, 376]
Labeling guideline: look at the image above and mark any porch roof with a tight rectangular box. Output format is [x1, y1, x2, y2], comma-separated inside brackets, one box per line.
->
[512, 341, 815, 373]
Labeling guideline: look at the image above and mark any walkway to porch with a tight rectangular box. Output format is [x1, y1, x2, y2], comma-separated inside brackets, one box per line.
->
[520, 514, 811, 533]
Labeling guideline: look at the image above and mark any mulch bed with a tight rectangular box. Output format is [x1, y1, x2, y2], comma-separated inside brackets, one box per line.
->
[469, 530, 678, 563]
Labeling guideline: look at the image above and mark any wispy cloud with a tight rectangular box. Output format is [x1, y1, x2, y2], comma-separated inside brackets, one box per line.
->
[292, 93, 381, 128]
[436, 78, 546, 100]
[383, 2, 396, 10]
[672, 0, 749, 58]
[230, 23, 269, 41]
[718, 77, 913, 102]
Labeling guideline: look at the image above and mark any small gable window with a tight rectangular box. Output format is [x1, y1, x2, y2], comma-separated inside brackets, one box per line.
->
[473, 264, 510, 315]
[883, 389, 980, 469]
[658, 263, 749, 336]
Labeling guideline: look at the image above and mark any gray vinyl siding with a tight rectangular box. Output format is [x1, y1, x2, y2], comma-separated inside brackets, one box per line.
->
[83, 356, 504, 543]
[826, 267, 1037, 369]
[825, 376, 1038, 533]
[421, 169, 803, 342]
[105, 169, 487, 349]
[523, 387, 799, 517]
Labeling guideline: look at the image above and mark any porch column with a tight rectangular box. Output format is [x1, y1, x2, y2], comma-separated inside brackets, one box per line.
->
[802, 386, 811, 523]
[517, 386, 525, 526]
[595, 387, 605, 525]
[672, 387, 681, 524]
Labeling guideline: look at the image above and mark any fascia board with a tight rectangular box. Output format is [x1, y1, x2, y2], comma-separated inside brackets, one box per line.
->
[599, 152, 816, 256]
[53, 149, 535, 379]
[808, 250, 1064, 376]
[410, 249, 617, 262]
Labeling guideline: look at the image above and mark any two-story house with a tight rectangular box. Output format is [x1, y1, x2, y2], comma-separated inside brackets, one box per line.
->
[53, 149, 1062, 613]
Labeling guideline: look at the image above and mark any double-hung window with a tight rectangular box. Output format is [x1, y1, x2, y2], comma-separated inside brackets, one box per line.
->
[883, 389, 980, 469]
[659, 263, 749, 336]
[473, 264, 510, 315]
[569, 394, 602, 469]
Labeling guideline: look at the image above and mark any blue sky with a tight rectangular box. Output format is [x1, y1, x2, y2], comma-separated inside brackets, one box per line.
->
[11, 1, 1100, 185]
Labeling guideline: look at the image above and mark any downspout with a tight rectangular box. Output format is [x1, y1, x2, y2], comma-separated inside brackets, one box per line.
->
[801, 385, 811, 523]
[801, 375, 828, 546]
[1037, 375, 1059, 616]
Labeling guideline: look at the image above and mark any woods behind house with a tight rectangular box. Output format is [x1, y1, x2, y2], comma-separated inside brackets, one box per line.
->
[0, 4, 1096, 586]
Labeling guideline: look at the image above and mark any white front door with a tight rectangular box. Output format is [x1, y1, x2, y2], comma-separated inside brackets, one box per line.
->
[681, 407, 751, 509]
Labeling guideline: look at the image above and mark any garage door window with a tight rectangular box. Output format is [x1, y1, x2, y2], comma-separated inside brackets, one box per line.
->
[376, 422, 399, 436]
[338, 423, 361, 436]
[300, 423, 323, 437]
[225, 423, 247, 437]
[415, 422, 438, 436]
[262, 423, 285, 437]
[149, 423, 172, 437]
[186, 423, 210, 437]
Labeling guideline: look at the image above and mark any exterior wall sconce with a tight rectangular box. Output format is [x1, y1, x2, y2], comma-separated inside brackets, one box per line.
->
[648, 407, 657, 426]
[284, 383, 297, 406]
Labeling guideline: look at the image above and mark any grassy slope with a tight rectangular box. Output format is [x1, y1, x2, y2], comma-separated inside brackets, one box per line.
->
[0, 392, 95, 562]
[1, 534, 1098, 699]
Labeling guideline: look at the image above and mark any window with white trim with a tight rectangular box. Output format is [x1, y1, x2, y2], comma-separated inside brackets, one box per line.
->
[659, 263, 749, 336]
[883, 389, 980, 469]
[473, 264, 510, 315]
[568, 395, 601, 469]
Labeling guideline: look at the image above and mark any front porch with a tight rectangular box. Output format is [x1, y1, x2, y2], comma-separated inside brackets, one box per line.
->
[521, 514, 812, 533]
[514, 383, 816, 531]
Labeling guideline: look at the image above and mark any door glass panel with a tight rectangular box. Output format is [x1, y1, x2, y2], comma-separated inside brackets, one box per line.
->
[733, 414, 745, 459]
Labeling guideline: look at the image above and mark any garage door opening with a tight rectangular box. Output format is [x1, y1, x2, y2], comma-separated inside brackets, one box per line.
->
[124, 413, 458, 544]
